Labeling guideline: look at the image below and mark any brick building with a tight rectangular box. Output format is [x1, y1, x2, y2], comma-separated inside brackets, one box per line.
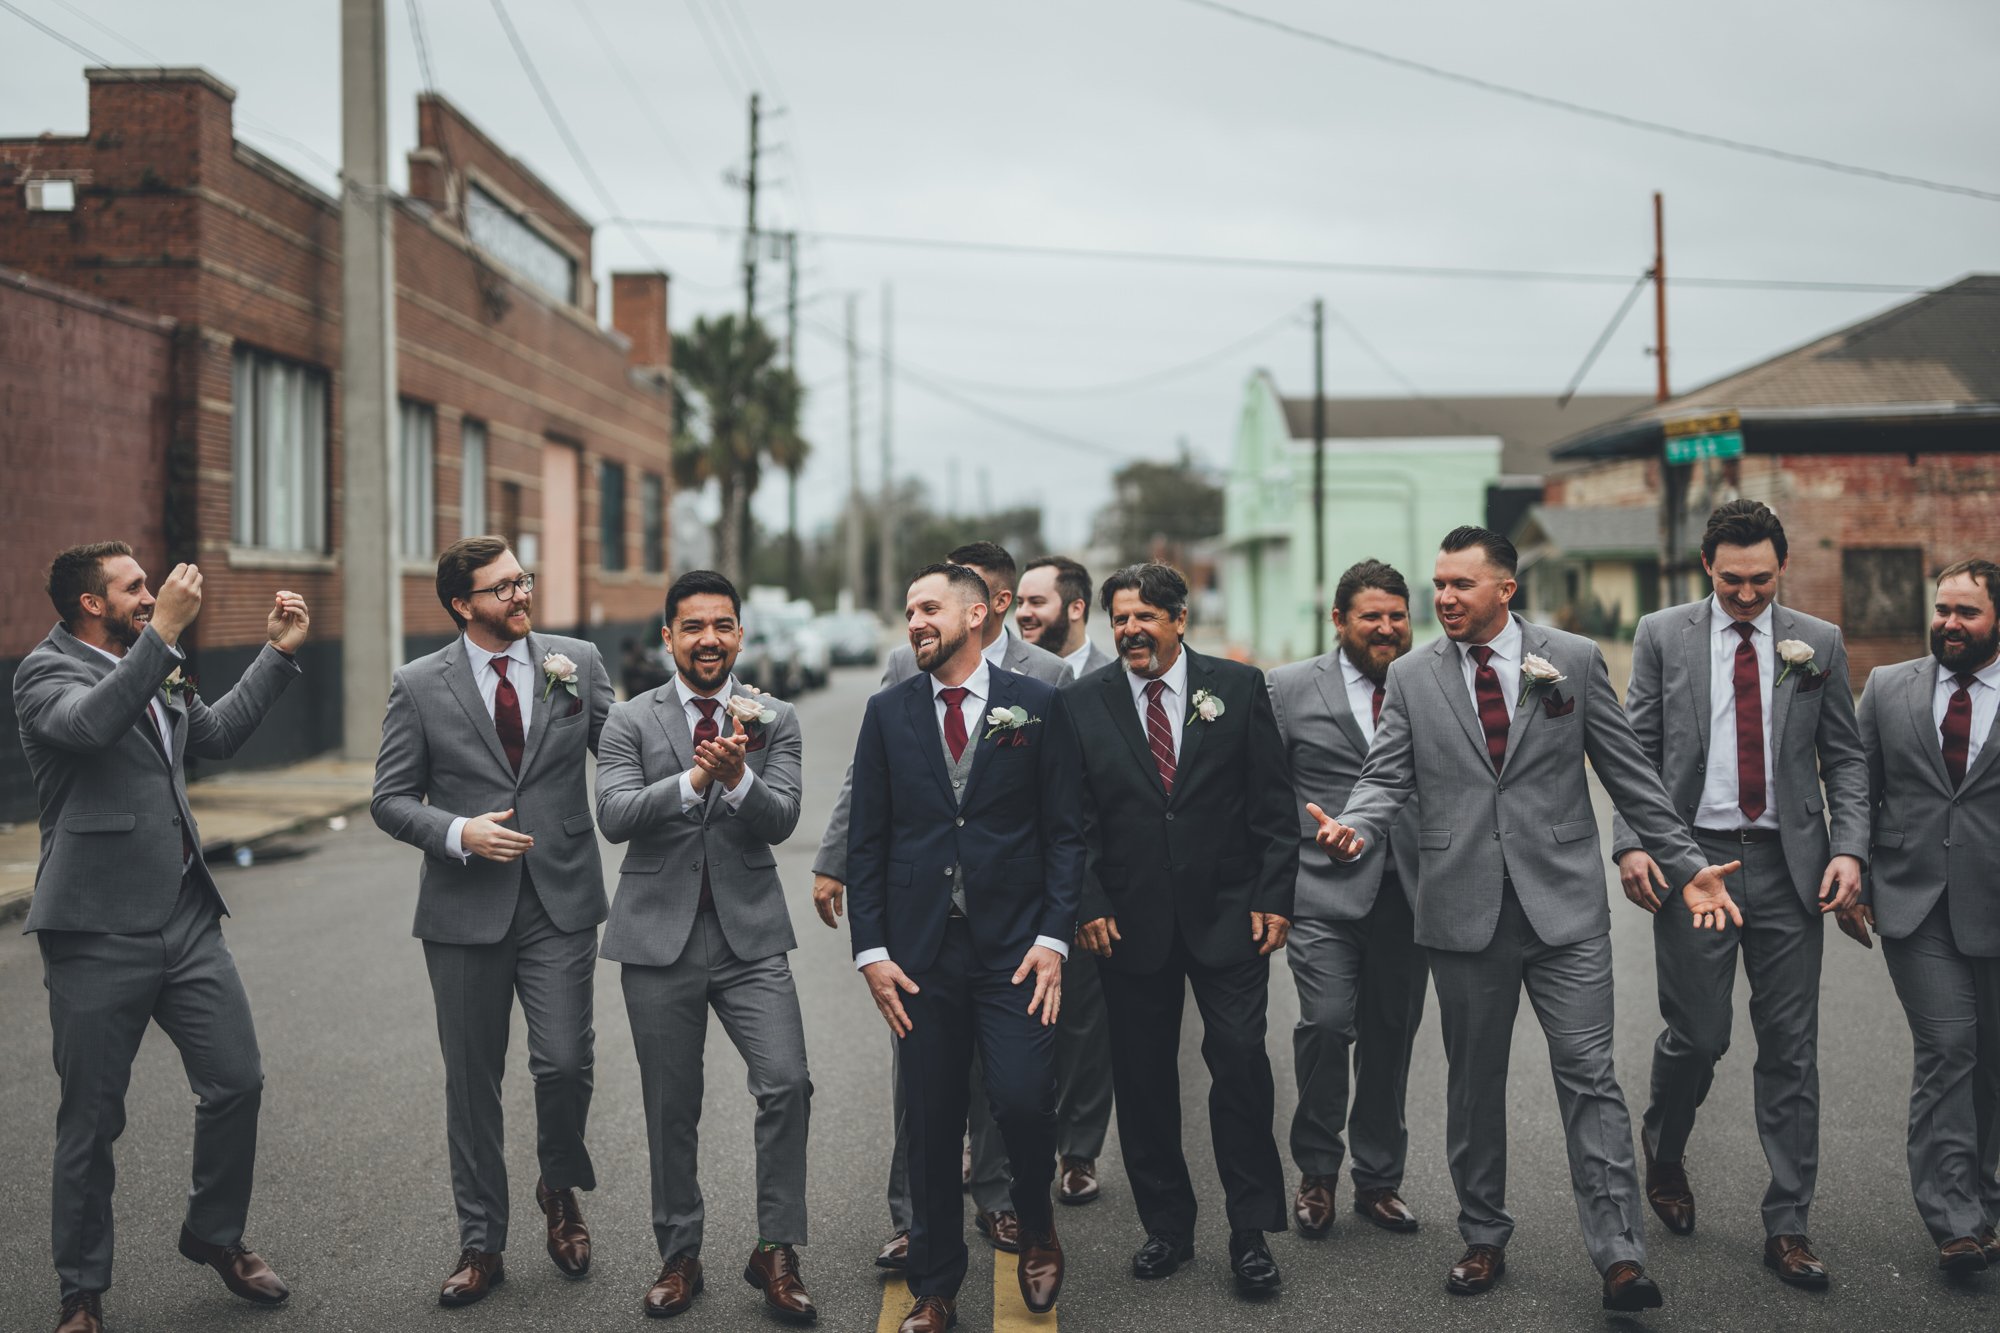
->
[2, 67, 677, 818]
[1527, 275, 2000, 686]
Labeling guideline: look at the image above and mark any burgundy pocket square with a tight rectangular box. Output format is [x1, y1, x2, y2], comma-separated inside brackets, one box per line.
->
[743, 731, 768, 753]
[1798, 672, 1827, 693]
[1542, 691, 1576, 718]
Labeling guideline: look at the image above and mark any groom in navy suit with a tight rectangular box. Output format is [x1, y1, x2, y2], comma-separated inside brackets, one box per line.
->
[848, 562, 1085, 1333]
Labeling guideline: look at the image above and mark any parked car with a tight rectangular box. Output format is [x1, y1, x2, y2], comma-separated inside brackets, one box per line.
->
[818, 610, 885, 666]
[776, 600, 830, 691]
[735, 610, 799, 697]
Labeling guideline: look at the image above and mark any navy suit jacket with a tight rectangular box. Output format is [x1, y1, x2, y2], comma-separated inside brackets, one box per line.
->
[847, 667, 1086, 973]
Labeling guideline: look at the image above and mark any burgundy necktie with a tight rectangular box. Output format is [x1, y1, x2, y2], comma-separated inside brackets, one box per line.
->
[693, 696, 720, 911]
[1731, 622, 1767, 822]
[1942, 672, 1976, 788]
[940, 686, 970, 763]
[1144, 678, 1177, 794]
[491, 657, 525, 774]
[1467, 646, 1510, 773]
[1371, 683, 1385, 729]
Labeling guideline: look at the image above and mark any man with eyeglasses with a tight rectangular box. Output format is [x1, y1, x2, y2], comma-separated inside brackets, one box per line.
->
[372, 536, 615, 1308]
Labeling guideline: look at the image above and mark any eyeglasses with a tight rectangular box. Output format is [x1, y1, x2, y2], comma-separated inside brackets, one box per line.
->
[470, 573, 535, 602]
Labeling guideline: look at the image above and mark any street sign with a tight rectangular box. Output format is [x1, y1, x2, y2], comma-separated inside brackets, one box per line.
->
[1663, 409, 1743, 464]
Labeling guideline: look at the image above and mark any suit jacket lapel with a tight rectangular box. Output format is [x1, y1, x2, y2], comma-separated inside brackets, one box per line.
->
[442, 638, 517, 777]
[163, 691, 188, 768]
[515, 634, 558, 777]
[1172, 649, 1214, 800]
[1500, 619, 1543, 771]
[1102, 664, 1168, 801]
[1684, 602, 1712, 755]
[1962, 699, 2000, 791]
[1768, 607, 1797, 754]
[1311, 653, 1369, 757]
[1904, 659, 1953, 792]
[650, 683, 694, 770]
[1428, 638, 1491, 766]
[55, 628, 175, 772]
[901, 676, 957, 804]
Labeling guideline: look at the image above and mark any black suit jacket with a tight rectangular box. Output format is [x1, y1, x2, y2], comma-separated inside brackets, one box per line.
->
[847, 668, 1086, 973]
[1073, 647, 1297, 974]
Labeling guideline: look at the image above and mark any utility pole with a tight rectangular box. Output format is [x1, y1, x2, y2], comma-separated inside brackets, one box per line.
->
[783, 230, 800, 598]
[876, 281, 896, 619]
[741, 93, 760, 327]
[1311, 297, 1327, 656]
[1651, 190, 1686, 606]
[1652, 190, 1669, 403]
[843, 293, 864, 609]
[339, 0, 399, 760]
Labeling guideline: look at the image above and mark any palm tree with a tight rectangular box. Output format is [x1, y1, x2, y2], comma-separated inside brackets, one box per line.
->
[672, 313, 781, 584]
[760, 367, 810, 596]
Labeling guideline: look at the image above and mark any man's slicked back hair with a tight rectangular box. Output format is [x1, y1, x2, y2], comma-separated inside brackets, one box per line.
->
[436, 535, 511, 629]
[911, 561, 991, 607]
[1438, 525, 1518, 576]
[946, 541, 1016, 584]
[1098, 562, 1189, 619]
[1700, 499, 1789, 566]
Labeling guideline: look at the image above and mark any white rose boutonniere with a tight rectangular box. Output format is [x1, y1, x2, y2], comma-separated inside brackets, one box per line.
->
[982, 704, 1043, 744]
[725, 692, 779, 728]
[1187, 688, 1225, 725]
[540, 652, 579, 702]
[1517, 653, 1567, 707]
[161, 666, 196, 705]
[1774, 639, 1820, 688]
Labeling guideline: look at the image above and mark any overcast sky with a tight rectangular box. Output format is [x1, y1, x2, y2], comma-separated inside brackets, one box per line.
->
[7, 0, 1995, 549]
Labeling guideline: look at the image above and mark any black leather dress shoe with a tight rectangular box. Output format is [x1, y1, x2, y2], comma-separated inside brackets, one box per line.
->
[1228, 1229, 1282, 1295]
[1131, 1233, 1194, 1280]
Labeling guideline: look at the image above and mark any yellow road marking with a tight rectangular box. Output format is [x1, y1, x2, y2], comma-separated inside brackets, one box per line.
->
[876, 1273, 910, 1333]
[992, 1247, 1059, 1332]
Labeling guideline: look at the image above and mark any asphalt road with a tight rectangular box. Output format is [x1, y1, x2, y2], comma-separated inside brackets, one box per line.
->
[1, 663, 1993, 1332]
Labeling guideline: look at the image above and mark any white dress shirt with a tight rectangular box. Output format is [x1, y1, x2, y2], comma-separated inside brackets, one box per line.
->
[1696, 598, 1779, 830]
[855, 655, 1069, 970]
[1126, 646, 1190, 760]
[1458, 614, 1523, 722]
[1338, 649, 1384, 746]
[446, 636, 535, 861]
[83, 634, 183, 756]
[673, 673, 760, 812]
[1934, 654, 2000, 771]
[1062, 639, 1094, 680]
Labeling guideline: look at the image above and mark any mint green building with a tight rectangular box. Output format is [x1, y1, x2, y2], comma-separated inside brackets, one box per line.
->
[1220, 372, 1646, 664]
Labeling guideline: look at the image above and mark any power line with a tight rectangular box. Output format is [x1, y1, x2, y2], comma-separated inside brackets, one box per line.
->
[1177, 0, 2000, 206]
[608, 216, 1931, 294]
[570, 0, 729, 226]
[681, 0, 748, 102]
[914, 306, 1308, 399]
[403, 0, 441, 92]
[1557, 271, 1653, 407]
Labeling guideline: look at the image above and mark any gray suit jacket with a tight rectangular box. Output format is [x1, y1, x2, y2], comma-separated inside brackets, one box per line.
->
[15, 622, 300, 933]
[1069, 640, 1115, 679]
[1611, 600, 1869, 909]
[811, 632, 1070, 881]
[1337, 616, 1706, 953]
[1268, 652, 1420, 921]
[1858, 656, 2000, 955]
[371, 632, 614, 946]
[596, 680, 804, 967]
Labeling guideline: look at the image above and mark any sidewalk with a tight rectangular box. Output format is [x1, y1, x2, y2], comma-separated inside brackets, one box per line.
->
[0, 756, 376, 924]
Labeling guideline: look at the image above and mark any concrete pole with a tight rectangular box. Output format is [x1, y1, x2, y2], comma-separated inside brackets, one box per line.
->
[843, 292, 864, 608]
[340, 0, 400, 760]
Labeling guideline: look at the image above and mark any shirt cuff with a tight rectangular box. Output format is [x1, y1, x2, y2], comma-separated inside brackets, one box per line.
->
[719, 765, 758, 809]
[446, 816, 470, 863]
[854, 947, 891, 971]
[1034, 934, 1070, 959]
[677, 770, 703, 812]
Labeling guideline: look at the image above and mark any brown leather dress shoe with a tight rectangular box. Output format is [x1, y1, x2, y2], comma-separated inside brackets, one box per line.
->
[1294, 1175, 1337, 1238]
[1764, 1234, 1829, 1289]
[1446, 1244, 1505, 1295]
[975, 1208, 1021, 1253]
[898, 1295, 957, 1332]
[1643, 1138, 1696, 1236]
[875, 1231, 910, 1271]
[645, 1255, 704, 1318]
[1603, 1260, 1665, 1311]
[536, 1177, 591, 1277]
[178, 1225, 290, 1305]
[439, 1248, 505, 1307]
[1017, 1225, 1064, 1314]
[1938, 1236, 1990, 1275]
[744, 1245, 817, 1324]
[1353, 1186, 1420, 1233]
[55, 1292, 102, 1333]
[1978, 1226, 2000, 1265]
[1058, 1156, 1100, 1205]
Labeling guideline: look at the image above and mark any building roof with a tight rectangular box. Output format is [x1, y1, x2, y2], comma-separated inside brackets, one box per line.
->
[1278, 393, 1650, 475]
[1513, 504, 1657, 559]
[1553, 274, 2000, 460]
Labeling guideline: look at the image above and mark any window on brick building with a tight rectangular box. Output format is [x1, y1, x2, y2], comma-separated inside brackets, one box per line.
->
[641, 473, 665, 574]
[466, 183, 577, 306]
[1842, 547, 1925, 637]
[230, 346, 329, 552]
[600, 460, 628, 572]
[399, 400, 437, 560]
[461, 419, 488, 538]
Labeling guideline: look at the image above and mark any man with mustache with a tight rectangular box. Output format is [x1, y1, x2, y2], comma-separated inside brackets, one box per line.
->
[812, 541, 1068, 1267]
[1611, 501, 1868, 1287]
[846, 563, 1083, 1332]
[372, 536, 614, 1307]
[1267, 560, 1428, 1242]
[1311, 526, 1741, 1312]
[1848, 559, 2000, 1273]
[1070, 562, 1297, 1295]
[595, 570, 816, 1322]
[1016, 554, 1116, 1205]
[17, 544, 306, 1333]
